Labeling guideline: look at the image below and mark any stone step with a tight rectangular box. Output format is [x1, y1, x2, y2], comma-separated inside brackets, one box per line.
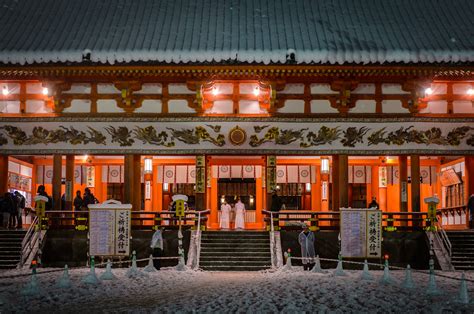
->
[0, 264, 18, 269]
[0, 259, 20, 265]
[200, 251, 270, 257]
[199, 260, 271, 267]
[0, 230, 27, 235]
[200, 256, 271, 262]
[200, 265, 270, 271]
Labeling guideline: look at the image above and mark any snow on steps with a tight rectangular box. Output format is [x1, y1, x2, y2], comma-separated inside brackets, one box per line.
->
[199, 231, 271, 271]
[0, 229, 26, 269]
[446, 230, 474, 271]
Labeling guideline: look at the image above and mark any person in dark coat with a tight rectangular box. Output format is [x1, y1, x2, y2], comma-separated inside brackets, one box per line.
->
[37, 185, 52, 211]
[0, 193, 14, 229]
[270, 191, 282, 212]
[14, 191, 25, 229]
[82, 188, 98, 209]
[73, 190, 83, 211]
[468, 194, 474, 229]
[9, 192, 19, 229]
[368, 197, 379, 209]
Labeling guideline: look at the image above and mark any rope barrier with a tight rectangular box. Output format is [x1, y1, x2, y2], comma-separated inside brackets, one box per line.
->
[0, 256, 181, 280]
[286, 256, 474, 283]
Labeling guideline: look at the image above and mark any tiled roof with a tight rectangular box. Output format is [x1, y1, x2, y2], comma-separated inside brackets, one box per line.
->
[0, 0, 473, 65]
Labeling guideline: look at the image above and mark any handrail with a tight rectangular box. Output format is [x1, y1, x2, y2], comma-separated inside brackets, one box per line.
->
[20, 215, 39, 267]
[435, 220, 452, 257]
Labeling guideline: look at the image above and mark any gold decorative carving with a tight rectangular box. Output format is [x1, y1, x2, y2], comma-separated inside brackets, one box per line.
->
[228, 126, 247, 146]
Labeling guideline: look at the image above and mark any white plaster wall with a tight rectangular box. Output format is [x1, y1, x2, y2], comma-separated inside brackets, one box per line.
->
[0, 101, 20, 113]
[206, 100, 233, 114]
[2, 83, 20, 94]
[431, 84, 447, 95]
[453, 101, 473, 114]
[25, 100, 52, 113]
[278, 100, 305, 113]
[419, 101, 447, 114]
[97, 84, 120, 94]
[63, 84, 91, 94]
[239, 100, 266, 114]
[8, 161, 20, 173]
[168, 100, 196, 113]
[381, 100, 409, 113]
[63, 100, 91, 113]
[135, 83, 162, 94]
[352, 84, 375, 94]
[213, 83, 233, 94]
[382, 84, 409, 94]
[168, 84, 194, 94]
[26, 83, 43, 94]
[310, 100, 338, 113]
[279, 84, 305, 94]
[350, 100, 375, 113]
[310, 84, 338, 94]
[135, 100, 162, 113]
[453, 84, 471, 94]
[97, 100, 125, 113]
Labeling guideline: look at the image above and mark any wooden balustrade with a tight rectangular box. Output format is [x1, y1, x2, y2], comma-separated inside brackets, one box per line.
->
[40, 210, 210, 230]
[263, 210, 429, 232]
[438, 205, 468, 230]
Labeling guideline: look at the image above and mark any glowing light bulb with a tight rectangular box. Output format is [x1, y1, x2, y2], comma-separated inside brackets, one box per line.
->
[424, 88, 433, 96]
[253, 86, 260, 96]
[42, 87, 49, 95]
[467, 88, 474, 96]
[2, 85, 8, 96]
[212, 87, 218, 96]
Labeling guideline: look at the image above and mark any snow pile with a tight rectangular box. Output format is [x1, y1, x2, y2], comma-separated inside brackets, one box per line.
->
[0, 267, 473, 312]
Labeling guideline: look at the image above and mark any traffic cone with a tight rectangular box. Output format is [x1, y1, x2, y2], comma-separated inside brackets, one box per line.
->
[21, 262, 41, 296]
[311, 255, 324, 273]
[100, 259, 117, 280]
[457, 273, 469, 304]
[360, 260, 373, 280]
[402, 265, 416, 289]
[56, 265, 72, 288]
[144, 254, 157, 272]
[333, 254, 346, 276]
[82, 256, 100, 284]
[426, 258, 440, 295]
[379, 257, 394, 285]
[127, 251, 147, 278]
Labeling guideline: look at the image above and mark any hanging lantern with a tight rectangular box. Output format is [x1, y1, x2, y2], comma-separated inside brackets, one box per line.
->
[321, 158, 330, 174]
[144, 157, 153, 174]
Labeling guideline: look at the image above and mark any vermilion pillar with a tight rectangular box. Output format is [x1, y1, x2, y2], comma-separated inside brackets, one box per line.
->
[124, 155, 134, 205]
[331, 155, 339, 211]
[65, 155, 75, 210]
[465, 156, 474, 198]
[339, 155, 349, 208]
[0, 155, 8, 194]
[411, 155, 421, 212]
[399, 156, 408, 212]
[52, 154, 62, 210]
[132, 155, 142, 211]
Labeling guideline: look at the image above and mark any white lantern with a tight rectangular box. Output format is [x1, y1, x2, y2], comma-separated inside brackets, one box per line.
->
[144, 157, 153, 174]
[321, 158, 330, 174]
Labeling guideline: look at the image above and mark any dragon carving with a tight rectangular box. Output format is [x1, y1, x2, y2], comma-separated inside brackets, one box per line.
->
[341, 127, 369, 147]
[105, 126, 134, 147]
[301, 126, 341, 147]
[167, 126, 225, 146]
[249, 127, 308, 147]
[133, 126, 175, 147]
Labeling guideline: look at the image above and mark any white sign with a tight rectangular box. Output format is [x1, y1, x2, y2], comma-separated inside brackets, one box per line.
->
[340, 208, 382, 258]
[89, 200, 132, 257]
[401, 181, 407, 202]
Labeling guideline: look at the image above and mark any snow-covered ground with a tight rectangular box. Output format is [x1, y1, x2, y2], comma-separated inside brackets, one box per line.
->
[0, 266, 473, 313]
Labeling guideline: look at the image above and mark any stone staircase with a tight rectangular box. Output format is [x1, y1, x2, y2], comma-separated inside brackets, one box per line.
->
[446, 230, 474, 271]
[199, 231, 272, 271]
[0, 230, 26, 269]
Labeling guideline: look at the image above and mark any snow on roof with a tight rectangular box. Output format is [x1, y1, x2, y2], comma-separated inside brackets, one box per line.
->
[0, 0, 473, 66]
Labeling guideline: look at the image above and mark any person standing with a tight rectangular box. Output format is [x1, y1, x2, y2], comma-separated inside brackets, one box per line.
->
[368, 197, 379, 209]
[9, 192, 19, 229]
[270, 190, 282, 212]
[14, 191, 25, 229]
[468, 194, 474, 229]
[234, 197, 246, 230]
[1, 193, 14, 229]
[37, 185, 52, 211]
[82, 188, 98, 209]
[150, 227, 164, 270]
[219, 199, 231, 230]
[299, 225, 316, 270]
[73, 190, 83, 212]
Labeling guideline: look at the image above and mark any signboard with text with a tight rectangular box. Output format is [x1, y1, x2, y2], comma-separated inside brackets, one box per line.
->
[340, 208, 382, 258]
[89, 200, 132, 257]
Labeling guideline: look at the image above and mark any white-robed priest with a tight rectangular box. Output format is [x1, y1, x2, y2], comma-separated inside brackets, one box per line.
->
[234, 198, 246, 230]
[219, 199, 231, 230]
[298, 224, 315, 270]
